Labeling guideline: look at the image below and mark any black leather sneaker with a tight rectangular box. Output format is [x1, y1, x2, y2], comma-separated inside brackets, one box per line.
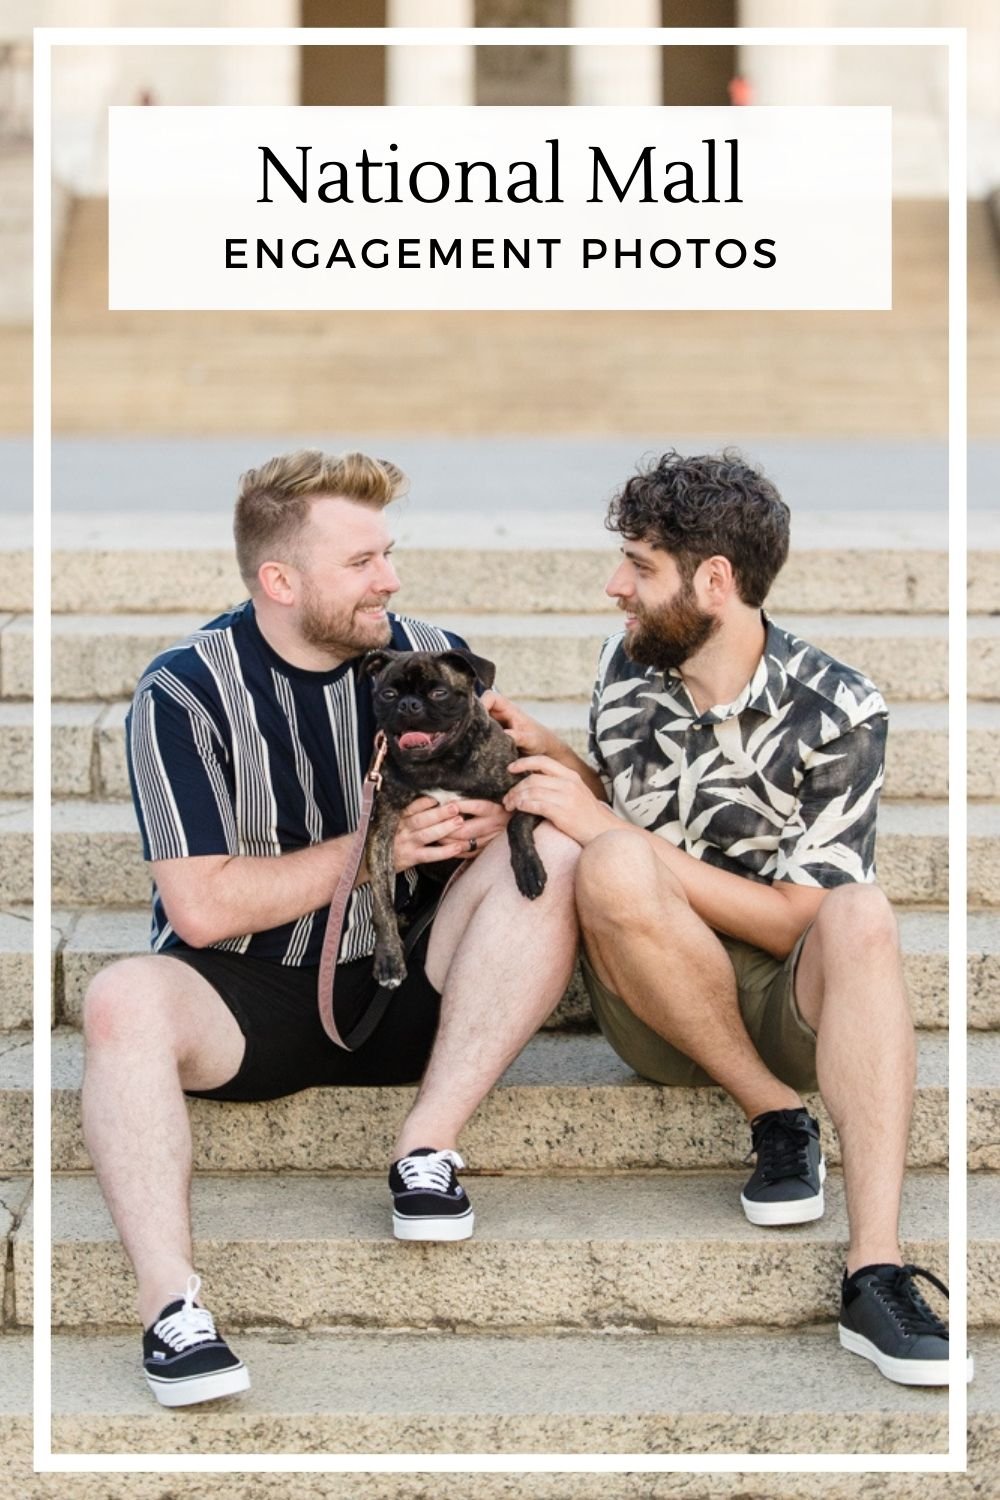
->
[142, 1275, 250, 1407]
[740, 1107, 826, 1225]
[839, 1262, 972, 1386]
[389, 1147, 474, 1241]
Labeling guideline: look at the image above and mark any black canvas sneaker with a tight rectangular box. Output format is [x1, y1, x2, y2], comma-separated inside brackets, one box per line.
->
[839, 1262, 973, 1386]
[389, 1147, 474, 1241]
[142, 1275, 250, 1407]
[740, 1107, 826, 1226]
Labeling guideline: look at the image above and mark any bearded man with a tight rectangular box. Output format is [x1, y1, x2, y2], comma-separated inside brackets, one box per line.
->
[492, 449, 961, 1388]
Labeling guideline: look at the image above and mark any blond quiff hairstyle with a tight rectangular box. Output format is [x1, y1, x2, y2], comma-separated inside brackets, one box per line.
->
[234, 450, 408, 589]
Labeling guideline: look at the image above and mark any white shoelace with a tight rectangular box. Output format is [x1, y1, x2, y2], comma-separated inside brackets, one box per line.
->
[396, 1149, 465, 1193]
[153, 1274, 218, 1352]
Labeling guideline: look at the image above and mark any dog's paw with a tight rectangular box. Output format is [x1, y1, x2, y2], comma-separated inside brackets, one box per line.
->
[513, 853, 548, 901]
[374, 948, 407, 989]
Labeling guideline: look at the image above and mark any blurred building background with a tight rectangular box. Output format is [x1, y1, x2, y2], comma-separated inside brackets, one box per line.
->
[0, 1, 996, 452]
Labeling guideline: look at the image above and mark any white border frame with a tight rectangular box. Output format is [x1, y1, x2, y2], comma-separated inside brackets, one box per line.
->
[32, 23, 968, 1479]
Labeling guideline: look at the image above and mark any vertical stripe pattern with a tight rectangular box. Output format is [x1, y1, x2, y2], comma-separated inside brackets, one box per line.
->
[126, 605, 469, 966]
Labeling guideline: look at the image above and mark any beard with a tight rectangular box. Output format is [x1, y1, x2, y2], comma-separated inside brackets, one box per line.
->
[623, 579, 719, 673]
[298, 576, 393, 658]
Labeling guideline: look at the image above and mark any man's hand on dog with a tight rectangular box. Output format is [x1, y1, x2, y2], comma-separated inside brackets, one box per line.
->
[503, 756, 618, 846]
[394, 795, 509, 869]
[482, 691, 557, 757]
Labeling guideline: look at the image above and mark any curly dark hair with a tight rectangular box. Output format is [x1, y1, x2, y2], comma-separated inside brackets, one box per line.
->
[606, 449, 790, 607]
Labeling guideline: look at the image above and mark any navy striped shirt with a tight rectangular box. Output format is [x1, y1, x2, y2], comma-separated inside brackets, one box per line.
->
[126, 600, 466, 966]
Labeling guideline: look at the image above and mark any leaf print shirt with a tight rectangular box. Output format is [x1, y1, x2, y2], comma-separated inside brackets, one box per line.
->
[587, 614, 888, 889]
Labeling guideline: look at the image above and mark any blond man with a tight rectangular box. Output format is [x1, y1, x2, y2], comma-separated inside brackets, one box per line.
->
[81, 451, 579, 1407]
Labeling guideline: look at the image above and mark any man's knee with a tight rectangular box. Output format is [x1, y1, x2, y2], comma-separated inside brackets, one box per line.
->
[82, 956, 180, 1052]
[575, 828, 683, 930]
[813, 883, 899, 953]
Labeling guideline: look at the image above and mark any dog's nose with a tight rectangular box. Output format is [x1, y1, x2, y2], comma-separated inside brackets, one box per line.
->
[398, 696, 425, 720]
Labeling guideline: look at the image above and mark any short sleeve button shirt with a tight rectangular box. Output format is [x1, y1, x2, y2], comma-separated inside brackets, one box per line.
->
[588, 614, 888, 889]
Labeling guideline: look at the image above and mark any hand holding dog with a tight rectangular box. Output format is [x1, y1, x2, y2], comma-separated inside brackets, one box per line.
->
[394, 795, 509, 871]
[482, 691, 558, 757]
[504, 756, 619, 846]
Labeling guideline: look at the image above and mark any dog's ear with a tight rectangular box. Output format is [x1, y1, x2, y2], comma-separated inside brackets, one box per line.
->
[361, 649, 400, 680]
[439, 648, 497, 691]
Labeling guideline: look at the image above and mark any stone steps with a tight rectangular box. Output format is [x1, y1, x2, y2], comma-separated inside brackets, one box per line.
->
[45, 542, 961, 617]
[26, 905, 995, 1034]
[17, 1169, 993, 1334]
[15, 798, 963, 910]
[0, 911, 33, 1030]
[27, 508, 995, 612]
[5, 611, 995, 703]
[20, 511, 991, 1479]
[31, 1326, 997, 1457]
[5, 904, 999, 1036]
[5, 1028, 995, 1178]
[0, 692, 984, 801]
[2, 1425, 997, 1500]
[10, 696, 979, 803]
[43, 1326, 996, 1457]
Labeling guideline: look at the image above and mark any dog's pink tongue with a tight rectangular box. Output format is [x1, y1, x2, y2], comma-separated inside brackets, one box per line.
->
[399, 731, 433, 750]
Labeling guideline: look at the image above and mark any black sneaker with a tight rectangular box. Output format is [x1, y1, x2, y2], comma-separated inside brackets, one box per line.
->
[142, 1275, 250, 1407]
[839, 1262, 972, 1386]
[740, 1108, 826, 1225]
[389, 1147, 474, 1241]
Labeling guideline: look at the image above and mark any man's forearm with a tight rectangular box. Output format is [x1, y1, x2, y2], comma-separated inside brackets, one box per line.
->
[629, 825, 826, 959]
[156, 836, 363, 949]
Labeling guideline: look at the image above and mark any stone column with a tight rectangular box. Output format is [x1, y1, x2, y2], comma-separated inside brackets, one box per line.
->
[219, 0, 299, 106]
[386, 0, 475, 105]
[964, 0, 1000, 194]
[736, 0, 835, 105]
[50, 0, 118, 193]
[569, 0, 660, 106]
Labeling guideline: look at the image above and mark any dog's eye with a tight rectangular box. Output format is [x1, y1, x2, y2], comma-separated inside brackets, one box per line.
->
[429, 687, 449, 700]
[379, 688, 398, 701]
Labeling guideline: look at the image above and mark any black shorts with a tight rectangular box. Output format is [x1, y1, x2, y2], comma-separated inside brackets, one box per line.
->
[170, 912, 441, 1104]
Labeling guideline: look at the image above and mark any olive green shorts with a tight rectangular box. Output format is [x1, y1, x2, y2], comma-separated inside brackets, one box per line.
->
[581, 927, 818, 1093]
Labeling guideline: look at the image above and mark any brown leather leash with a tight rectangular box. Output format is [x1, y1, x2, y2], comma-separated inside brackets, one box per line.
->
[317, 730, 467, 1051]
[317, 730, 388, 1049]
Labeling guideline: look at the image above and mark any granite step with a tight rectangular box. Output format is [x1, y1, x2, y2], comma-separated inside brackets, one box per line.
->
[3, 612, 990, 703]
[4, 1028, 992, 1177]
[0, 910, 34, 1030]
[0, 548, 30, 613]
[4, 1406, 998, 1497]
[0, 1174, 31, 1321]
[2, 1334, 997, 1481]
[36, 1325, 993, 1457]
[23, 1169, 990, 1334]
[33, 798, 959, 910]
[9, 898, 994, 1042]
[45, 541, 956, 617]
[51, 1325, 998, 1457]
[40, 905, 990, 1034]
[31, 697, 980, 804]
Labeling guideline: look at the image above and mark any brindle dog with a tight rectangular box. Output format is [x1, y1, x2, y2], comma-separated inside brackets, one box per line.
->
[362, 647, 546, 988]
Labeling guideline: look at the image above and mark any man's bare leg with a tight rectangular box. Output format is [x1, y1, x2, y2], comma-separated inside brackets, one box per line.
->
[793, 884, 915, 1273]
[81, 956, 245, 1328]
[393, 824, 580, 1156]
[575, 828, 801, 1119]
